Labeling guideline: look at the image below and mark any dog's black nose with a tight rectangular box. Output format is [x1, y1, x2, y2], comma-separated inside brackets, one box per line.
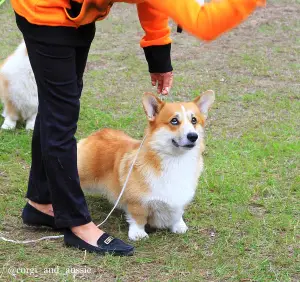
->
[187, 132, 198, 143]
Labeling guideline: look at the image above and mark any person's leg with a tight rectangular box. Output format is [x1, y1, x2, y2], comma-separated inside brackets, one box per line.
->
[25, 44, 90, 214]
[25, 112, 54, 217]
[26, 112, 51, 204]
[69, 44, 108, 244]
[23, 37, 92, 229]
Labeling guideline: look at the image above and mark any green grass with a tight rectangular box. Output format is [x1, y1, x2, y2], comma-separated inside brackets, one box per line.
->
[1, 1, 300, 281]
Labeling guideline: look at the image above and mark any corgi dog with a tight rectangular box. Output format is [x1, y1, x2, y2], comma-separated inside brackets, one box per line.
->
[77, 90, 215, 241]
[0, 41, 37, 130]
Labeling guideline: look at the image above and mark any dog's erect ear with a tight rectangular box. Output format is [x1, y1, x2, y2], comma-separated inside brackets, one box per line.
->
[193, 90, 215, 119]
[142, 93, 165, 121]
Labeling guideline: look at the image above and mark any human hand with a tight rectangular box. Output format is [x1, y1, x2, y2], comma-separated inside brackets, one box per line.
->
[150, 71, 173, 95]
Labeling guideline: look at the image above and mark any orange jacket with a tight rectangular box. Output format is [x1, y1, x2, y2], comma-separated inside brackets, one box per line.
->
[11, 0, 265, 48]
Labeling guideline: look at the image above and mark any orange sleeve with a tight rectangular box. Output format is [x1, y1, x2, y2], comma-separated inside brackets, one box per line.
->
[147, 0, 266, 41]
[137, 2, 172, 48]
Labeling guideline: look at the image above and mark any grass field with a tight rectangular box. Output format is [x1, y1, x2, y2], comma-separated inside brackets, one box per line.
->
[0, 1, 299, 281]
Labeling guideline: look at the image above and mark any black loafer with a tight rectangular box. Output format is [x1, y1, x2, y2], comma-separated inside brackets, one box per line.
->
[21, 202, 59, 230]
[64, 229, 134, 256]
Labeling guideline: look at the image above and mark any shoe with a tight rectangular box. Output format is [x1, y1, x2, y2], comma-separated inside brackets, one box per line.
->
[64, 229, 134, 256]
[22, 202, 59, 229]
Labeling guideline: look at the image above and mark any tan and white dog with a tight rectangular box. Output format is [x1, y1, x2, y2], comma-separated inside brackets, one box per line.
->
[77, 91, 215, 241]
[0, 41, 37, 130]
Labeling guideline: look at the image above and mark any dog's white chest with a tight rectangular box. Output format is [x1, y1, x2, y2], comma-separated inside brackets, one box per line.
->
[143, 150, 203, 226]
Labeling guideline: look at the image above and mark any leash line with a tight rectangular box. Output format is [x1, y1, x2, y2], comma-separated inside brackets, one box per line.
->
[0, 235, 64, 244]
[0, 134, 148, 244]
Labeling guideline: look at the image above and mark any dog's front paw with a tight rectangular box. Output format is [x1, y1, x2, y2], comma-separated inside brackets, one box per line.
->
[171, 219, 188, 234]
[128, 225, 149, 241]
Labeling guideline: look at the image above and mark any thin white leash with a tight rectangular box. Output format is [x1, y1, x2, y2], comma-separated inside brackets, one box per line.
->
[0, 134, 148, 244]
[0, 234, 64, 244]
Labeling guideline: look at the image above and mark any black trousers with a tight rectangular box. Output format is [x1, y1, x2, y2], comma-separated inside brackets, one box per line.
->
[17, 16, 96, 228]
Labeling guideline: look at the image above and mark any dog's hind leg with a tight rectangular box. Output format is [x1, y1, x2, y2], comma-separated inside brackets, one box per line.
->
[126, 203, 149, 241]
[25, 113, 37, 130]
[1, 99, 18, 130]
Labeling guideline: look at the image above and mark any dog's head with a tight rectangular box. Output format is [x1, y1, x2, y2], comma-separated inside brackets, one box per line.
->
[143, 90, 215, 155]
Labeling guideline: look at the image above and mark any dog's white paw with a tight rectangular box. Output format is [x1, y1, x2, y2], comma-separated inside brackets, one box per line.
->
[128, 225, 149, 241]
[1, 118, 16, 130]
[25, 121, 35, 130]
[171, 219, 188, 234]
[25, 114, 36, 131]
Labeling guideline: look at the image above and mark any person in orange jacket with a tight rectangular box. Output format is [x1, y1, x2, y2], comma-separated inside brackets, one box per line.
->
[12, 0, 266, 256]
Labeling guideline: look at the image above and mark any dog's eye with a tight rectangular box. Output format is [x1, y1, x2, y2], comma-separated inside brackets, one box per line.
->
[191, 117, 197, 124]
[170, 118, 179, 125]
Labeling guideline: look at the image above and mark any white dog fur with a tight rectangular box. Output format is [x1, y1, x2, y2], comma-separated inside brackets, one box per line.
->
[0, 41, 37, 130]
